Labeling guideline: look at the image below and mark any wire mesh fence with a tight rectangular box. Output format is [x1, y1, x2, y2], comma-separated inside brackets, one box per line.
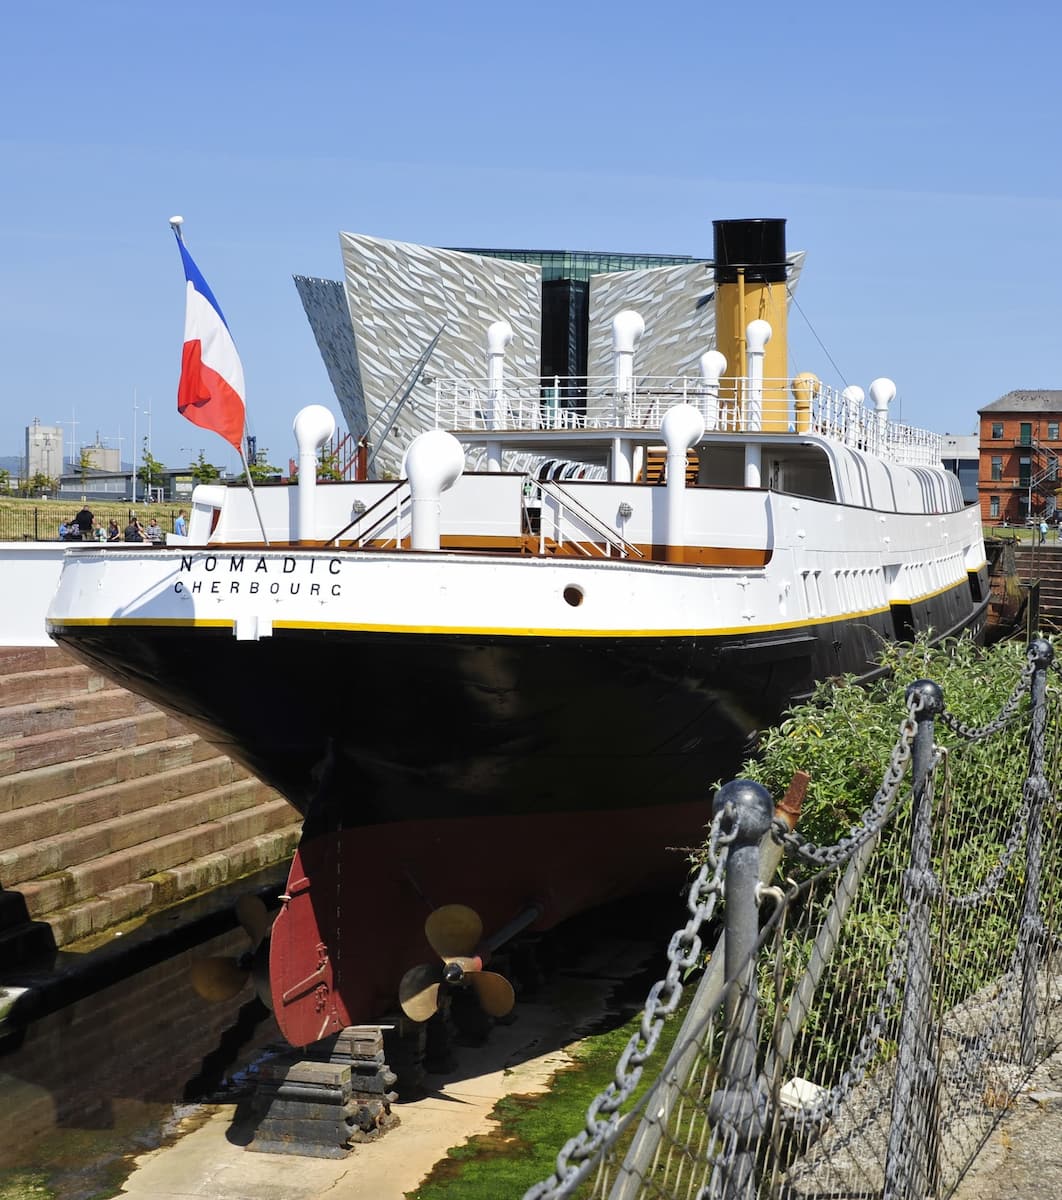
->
[525, 639, 1062, 1200]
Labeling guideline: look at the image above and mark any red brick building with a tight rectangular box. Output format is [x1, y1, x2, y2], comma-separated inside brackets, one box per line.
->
[978, 391, 1062, 524]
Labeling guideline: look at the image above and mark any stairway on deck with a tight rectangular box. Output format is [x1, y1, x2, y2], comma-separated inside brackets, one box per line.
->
[0, 646, 302, 963]
[1013, 543, 1062, 633]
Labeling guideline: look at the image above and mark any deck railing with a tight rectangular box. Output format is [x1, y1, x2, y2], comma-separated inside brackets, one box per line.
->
[429, 375, 943, 467]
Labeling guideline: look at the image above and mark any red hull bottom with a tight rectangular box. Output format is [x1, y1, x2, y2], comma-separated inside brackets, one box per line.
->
[268, 800, 711, 1046]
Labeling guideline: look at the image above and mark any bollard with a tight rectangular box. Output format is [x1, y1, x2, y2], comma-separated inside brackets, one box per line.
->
[707, 779, 775, 1199]
[883, 680, 942, 1200]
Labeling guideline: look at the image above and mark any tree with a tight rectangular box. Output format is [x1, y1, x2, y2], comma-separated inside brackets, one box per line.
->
[191, 451, 220, 485]
[316, 449, 343, 482]
[289, 449, 343, 483]
[137, 439, 165, 499]
[28, 472, 54, 498]
[245, 458, 281, 484]
[78, 448, 93, 493]
[0, 468, 10, 496]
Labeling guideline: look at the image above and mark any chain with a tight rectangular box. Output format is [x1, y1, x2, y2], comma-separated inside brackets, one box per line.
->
[772, 699, 919, 870]
[521, 805, 738, 1200]
[938, 650, 1034, 742]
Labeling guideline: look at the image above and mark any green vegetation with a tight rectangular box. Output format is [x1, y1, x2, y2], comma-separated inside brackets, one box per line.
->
[407, 1002, 684, 1200]
[0, 496, 188, 541]
[731, 632, 1031, 851]
[714, 631, 1054, 1091]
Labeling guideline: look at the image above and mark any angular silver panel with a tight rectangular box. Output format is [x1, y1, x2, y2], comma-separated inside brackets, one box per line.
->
[293, 275, 367, 448]
[339, 234, 542, 479]
[586, 252, 806, 378]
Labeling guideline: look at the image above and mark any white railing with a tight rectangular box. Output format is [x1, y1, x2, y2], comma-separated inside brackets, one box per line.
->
[430, 375, 943, 467]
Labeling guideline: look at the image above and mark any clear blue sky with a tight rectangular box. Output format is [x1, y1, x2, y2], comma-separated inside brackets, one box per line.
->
[2, 0, 1060, 477]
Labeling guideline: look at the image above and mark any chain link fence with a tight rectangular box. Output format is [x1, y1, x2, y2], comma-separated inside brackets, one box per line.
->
[525, 639, 1062, 1200]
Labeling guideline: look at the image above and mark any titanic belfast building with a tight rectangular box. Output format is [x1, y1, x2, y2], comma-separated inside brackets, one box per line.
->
[294, 233, 805, 479]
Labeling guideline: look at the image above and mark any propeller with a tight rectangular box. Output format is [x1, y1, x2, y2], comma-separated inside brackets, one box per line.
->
[190, 894, 275, 1010]
[398, 903, 517, 1023]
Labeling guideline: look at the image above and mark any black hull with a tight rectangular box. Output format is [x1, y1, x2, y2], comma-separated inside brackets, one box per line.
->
[51, 583, 987, 829]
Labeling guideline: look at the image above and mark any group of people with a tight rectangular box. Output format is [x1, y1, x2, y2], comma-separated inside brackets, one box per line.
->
[58, 506, 188, 544]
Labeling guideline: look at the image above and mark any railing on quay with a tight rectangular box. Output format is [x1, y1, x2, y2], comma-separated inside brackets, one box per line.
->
[525, 638, 1062, 1199]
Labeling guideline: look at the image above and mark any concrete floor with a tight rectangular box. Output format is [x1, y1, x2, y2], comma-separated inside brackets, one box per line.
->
[117, 949, 650, 1199]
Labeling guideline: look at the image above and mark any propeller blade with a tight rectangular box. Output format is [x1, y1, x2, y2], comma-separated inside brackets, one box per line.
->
[425, 904, 483, 959]
[471, 970, 516, 1018]
[399, 962, 445, 1022]
[190, 956, 249, 1003]
[250, 942, 274, 1011]
[235, 894, 272, 949]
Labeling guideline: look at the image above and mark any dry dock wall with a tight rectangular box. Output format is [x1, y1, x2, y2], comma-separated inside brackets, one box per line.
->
[0, 646, 303, 958]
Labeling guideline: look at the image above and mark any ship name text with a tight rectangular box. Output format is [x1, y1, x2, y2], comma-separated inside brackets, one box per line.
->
[174, 554, 343, 597]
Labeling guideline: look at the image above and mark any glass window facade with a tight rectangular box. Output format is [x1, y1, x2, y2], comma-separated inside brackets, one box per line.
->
[451, 248, 703, 283]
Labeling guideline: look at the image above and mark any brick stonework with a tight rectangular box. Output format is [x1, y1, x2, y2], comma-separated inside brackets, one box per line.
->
[0, 646, 302, 956]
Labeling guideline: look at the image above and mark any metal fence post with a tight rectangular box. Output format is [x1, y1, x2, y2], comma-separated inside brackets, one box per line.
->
[1021, 638, 1053, 1066]
[883, 679, 942, 1200]
[707, 779, 775, 1199]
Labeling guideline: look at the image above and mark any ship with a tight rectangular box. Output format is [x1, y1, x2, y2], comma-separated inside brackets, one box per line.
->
[43, 219, 989, 1047]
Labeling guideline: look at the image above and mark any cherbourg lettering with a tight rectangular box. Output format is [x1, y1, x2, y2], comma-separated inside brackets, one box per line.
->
[174, 555, 343, 597]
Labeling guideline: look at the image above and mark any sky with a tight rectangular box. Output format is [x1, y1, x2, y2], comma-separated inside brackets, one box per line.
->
[2, 0, 1061, 478]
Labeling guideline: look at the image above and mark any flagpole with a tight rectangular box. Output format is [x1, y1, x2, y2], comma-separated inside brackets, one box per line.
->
[238, 441, 270, 546]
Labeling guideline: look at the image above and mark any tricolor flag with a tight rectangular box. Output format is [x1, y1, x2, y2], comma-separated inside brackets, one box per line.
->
[171, 220, 246, 452]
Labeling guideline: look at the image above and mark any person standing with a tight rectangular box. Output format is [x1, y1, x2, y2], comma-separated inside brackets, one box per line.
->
[1040, 520, 1048, 545]
[73, 504, 95, 540]
[174, 509, 188, 537]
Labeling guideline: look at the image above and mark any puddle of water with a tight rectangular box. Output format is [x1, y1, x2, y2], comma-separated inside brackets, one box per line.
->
[0, 925, 281, 1199]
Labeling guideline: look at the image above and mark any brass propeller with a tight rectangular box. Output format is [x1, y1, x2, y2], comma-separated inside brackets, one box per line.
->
[190, 894, 275, 1009]
[398, 903, 517, 1023]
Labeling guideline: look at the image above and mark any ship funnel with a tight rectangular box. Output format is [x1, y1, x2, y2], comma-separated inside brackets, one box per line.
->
[405, 429, 465, 550]
[293, 405, 337, 542]
[661, 404, 705, 562]
[712, 219, 789, 432]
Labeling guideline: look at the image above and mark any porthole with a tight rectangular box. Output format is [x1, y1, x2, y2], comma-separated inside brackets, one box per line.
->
[563, 584, 584, 607]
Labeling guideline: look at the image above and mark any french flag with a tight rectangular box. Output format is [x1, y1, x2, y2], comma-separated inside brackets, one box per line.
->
[172, 220, 246, 452]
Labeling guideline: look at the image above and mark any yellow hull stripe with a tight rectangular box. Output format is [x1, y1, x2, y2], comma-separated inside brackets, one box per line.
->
[49, 589, 977, 641]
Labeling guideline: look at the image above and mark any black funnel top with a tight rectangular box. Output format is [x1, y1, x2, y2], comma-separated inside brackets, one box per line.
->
[712, 219, 787, 284]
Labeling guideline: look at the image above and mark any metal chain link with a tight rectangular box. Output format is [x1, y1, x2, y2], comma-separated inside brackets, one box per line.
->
[947, 781, 1030, 909]
[522, 804, 738, 1200]
[938, 649, 1034, 742]
[772, 695, 920, 870]
[779, 903, 913, 1129]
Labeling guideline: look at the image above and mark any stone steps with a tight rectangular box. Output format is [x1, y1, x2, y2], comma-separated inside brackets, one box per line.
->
[30, 823, 301, 947]
[0, 644, 302, 956]
[1013, 547, 1062, 629]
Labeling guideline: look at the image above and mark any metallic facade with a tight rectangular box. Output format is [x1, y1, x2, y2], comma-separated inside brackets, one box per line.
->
[296, 235, 806, 478]
[339, 234, 541, 478]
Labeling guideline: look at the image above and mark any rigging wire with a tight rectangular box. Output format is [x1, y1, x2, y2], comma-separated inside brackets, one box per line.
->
[787, 282, 850, 390]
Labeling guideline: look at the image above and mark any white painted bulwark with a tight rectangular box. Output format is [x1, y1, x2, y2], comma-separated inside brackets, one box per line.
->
[0, 544, 68, 646]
